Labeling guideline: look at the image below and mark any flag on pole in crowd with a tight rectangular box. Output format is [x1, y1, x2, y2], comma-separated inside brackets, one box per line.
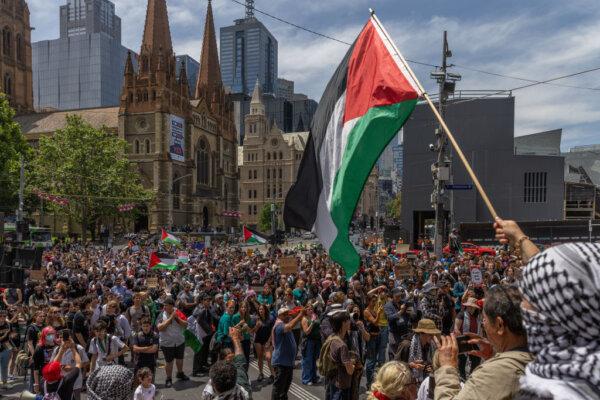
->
[284, 15, 421, 278]
[161, 229, 181, 246]
[243, 226, 268, 244]
[148, 252, 178, 271]
[174, 310, 203, 353]
[177, 251, 190, 264]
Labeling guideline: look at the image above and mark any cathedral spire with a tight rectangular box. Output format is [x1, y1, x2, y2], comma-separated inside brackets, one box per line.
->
[195, 0, 223, 100]
[124, 51, 134, 75]
[141, 0, 173, 55]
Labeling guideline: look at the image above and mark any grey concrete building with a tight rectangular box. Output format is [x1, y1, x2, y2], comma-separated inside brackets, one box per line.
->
[401, 94, 564, 244]
[276, 78, 294, 101]
[32, 0, 134, 111]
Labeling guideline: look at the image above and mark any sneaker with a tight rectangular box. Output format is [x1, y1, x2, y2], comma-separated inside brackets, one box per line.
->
[306, 382, 314, 386]
[176, 372, 190, 381]
[165, 378, 172, 388]
[257, 374, 264, 382]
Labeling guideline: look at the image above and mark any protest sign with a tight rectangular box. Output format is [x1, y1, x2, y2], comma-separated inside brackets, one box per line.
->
[280, 257, 298, 274]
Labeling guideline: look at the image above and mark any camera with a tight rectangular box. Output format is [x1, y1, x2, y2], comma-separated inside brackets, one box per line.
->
[428, 143, 435, 152]
[350, 312, 358, 321]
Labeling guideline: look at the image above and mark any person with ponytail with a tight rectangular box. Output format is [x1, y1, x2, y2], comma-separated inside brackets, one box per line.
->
[368, 361, 418, 400]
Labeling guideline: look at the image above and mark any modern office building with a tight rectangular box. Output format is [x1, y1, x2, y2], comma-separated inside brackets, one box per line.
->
[401, 93, 565, 245]
[175, 55, 200, 98]
[276, 78, 294, 101]
[32, 0, 134, 111]
[220, 7, 278, 96]
[0, 0, 34, 114]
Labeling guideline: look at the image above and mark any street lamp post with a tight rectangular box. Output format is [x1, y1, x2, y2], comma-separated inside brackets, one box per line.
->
[168, 173, 192, 230]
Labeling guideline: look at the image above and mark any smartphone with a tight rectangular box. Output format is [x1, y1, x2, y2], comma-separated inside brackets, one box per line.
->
[62, 330, 70, 341]
[456, 335, 478, 353]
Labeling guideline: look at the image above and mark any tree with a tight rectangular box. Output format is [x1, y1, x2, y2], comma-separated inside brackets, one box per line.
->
[30, 115, 153, 242]
[258, 204, 274, 233]
[387, 194, 401, 219]
[0, 94, 31, 214]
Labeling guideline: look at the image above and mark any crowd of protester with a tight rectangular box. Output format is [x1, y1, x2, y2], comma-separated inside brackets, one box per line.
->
[0, 217, 597, 400]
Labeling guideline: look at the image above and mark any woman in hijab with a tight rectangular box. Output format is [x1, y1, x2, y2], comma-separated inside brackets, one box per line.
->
[495, 218, 600, 400]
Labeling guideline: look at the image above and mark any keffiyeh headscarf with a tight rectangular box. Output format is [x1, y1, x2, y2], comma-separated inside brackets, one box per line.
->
[86, 364, 134, 400]
[519, 243, 600, 396]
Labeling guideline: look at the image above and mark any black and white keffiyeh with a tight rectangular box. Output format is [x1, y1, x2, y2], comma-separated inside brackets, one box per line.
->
[86, 364, 134, 400]
[519, 243, 600, 398]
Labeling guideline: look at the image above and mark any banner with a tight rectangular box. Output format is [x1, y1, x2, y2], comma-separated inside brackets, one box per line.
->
[169, 114, 185, 162]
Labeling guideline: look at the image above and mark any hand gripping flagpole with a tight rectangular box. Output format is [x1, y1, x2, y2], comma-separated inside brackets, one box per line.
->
[369, 9, 499, 220]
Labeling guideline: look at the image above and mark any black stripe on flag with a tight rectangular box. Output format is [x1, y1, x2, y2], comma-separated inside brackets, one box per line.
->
[284, 43, 356, 230]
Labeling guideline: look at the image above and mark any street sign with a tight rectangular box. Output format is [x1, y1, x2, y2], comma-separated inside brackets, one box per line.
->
[445, 184, 473, 190]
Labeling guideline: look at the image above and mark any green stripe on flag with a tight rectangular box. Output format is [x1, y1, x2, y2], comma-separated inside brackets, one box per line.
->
[329, 100, 417, 276]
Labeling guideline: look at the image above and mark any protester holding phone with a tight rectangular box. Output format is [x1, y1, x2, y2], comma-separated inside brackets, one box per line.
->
[453, 298, 482, 380]
[433, 285, 532, 400]
[50, 330, 89, 400]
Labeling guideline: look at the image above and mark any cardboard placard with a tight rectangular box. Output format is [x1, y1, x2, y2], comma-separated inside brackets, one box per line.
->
[470, 267, 483, 286]
[147, 277, 159, 288]
[395, 244, 411, 254]
[29, 269, 45, 282]
[279, 257, 298, 275]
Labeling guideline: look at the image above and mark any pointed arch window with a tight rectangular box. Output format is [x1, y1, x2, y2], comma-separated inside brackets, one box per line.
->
[2, 27, 11, 58]
[134, 140, 140, 154]
[196, 139, 209, 185]
[145, 139, 151, 154]
[16, 34, 23, 63]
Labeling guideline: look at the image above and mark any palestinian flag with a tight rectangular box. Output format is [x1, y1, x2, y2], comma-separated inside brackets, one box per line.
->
[243, 226, 268, 244]
[148, 252, 178, 271]
[161, 228, 181, 245]
[284, 17, 421, 277]
[175, 310, 203, 353]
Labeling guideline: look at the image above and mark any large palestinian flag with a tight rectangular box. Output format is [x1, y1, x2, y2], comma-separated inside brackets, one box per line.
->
[284, 17, 421, 277]
[243, 226, 268, 244]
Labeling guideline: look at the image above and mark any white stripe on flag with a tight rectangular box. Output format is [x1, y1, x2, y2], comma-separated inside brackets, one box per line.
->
[313, 91, 359, 250]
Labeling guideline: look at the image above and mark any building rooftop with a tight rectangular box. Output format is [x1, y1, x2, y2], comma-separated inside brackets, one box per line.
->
[282, 132, 309, 151]
[514, 129, 562, 156]
[16, 107, 119, 136]
[563, 149, 600, 186]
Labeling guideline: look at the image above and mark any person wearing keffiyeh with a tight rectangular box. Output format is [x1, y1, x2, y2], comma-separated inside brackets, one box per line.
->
[494, 219, 600, 400]
[86, 364, 134, 400]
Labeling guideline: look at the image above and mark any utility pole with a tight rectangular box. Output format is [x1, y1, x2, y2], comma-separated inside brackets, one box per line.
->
[431, 32, 460, 257]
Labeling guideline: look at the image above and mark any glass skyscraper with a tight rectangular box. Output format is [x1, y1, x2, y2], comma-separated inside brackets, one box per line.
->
[32, 0, 131, 111]
[220, 17, 278, 96]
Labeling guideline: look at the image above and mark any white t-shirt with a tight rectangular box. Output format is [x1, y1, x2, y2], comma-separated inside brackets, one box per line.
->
[50, 345, 89, 390]
[88, 335, 124, 370]
[134, 383, 156, 400]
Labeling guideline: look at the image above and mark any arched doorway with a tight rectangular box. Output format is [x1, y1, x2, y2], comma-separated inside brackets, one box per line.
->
[202, 206, 209, 231]
[134, 204, 149, 232]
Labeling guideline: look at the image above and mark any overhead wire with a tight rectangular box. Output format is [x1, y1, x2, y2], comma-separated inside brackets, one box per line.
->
[227, 0, 600, 94]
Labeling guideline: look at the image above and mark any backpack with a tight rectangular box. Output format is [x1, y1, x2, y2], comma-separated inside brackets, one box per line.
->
[15, 350, 29, 376]
[43, 380, 63, 400]
[317, 334, 343, 379]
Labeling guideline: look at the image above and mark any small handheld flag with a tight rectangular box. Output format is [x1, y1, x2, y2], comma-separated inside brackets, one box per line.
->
[243, 226, 268, 244]
[161, 229, 181, 246]
[148, 252, 178, 271]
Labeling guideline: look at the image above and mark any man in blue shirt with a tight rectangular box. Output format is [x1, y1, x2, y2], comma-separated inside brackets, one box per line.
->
[271, 306, 305, 400]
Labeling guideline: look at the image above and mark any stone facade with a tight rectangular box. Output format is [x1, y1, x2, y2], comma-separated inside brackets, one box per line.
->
[239, 80, 307, 228]
[118, 0, 238, 232]
[0, 0, 33, 113]
[18, 0, 239, 234]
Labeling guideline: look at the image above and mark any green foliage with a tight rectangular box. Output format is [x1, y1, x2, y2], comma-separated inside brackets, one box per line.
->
[258, 204, 274, 233]
[30, 115, 153, 240]
[0, 95, 31, 213]
[387, 194, 401, 219]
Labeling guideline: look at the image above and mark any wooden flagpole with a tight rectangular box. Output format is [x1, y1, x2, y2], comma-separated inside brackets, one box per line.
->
[369, 9, 499, 220]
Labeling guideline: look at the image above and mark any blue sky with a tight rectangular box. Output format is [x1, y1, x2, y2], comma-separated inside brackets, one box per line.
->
[28, 0, 600, 150]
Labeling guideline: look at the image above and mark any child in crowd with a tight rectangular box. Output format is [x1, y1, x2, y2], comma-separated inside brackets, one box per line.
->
[134, 368, 156, 400]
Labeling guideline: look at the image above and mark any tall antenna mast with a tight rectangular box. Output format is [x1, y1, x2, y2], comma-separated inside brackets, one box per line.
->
[245, 0, 255, 18]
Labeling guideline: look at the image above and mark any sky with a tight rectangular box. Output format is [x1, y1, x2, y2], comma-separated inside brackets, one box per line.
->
[28, 0, 600, 151]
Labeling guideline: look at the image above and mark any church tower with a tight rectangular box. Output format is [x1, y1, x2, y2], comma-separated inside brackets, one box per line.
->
[245, 78, 267, 138]
[119, 0, 191, 231]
